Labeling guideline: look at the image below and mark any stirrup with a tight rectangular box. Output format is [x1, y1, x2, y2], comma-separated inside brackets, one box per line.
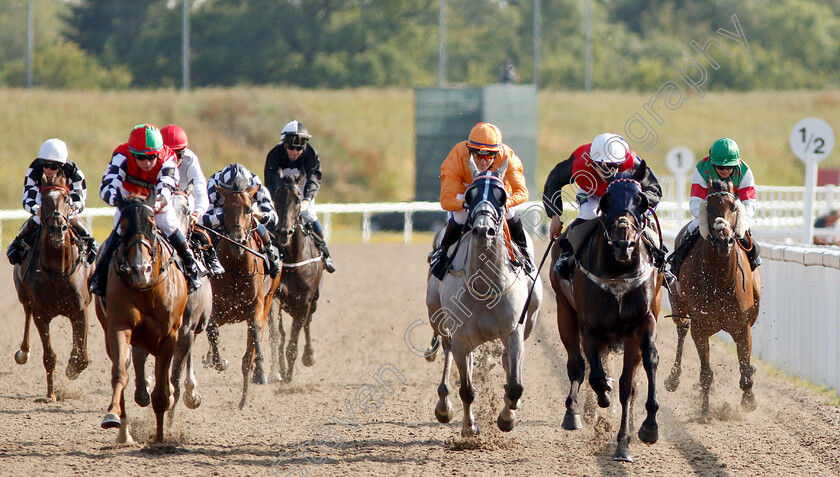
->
[430, 248, 449, 280]
[554, 252, 574, 280]
[323, 255, 336, 273]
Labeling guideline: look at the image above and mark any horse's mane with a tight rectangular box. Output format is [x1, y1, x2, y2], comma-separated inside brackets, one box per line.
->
[41, 169, 67, 188]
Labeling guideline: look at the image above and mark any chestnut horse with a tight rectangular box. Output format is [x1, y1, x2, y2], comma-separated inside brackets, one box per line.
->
[550, 175, 664, 462]
[665, 179, 762, 421]
[131, 186, 210, 417]
[13, 171, 91, 400]
[204, 182, 281, 408]
[267, 173, 324, 383]
[96, 192, 188, 443]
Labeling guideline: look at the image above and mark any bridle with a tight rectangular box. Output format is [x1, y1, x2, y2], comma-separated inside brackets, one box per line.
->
[117, 202, 159, 274]
[223, 191, 258, 246]
[40, 185, 72, 241]
[465, 175, 507, 232]
[274, 180, 303, 239]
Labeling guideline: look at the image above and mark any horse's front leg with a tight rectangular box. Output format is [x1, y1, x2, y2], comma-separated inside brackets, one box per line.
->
[132, 346, 151, 407]
[203, 319, 228, 371]
[434, 336, 454, 424]
[613, 340, 642, 462]
[733, 326, 757, 412]
[66, 309, 89, 380]
[692, 331, 714, 422]
[15, 312, 32, 365]
[301, 305, 315, 367]
[497, 328, 525, 432]
[150, 337, 176, 443]
[239, 318, 261, 409]
[266, 300, 284, 382]
[583, 332, 611, 408]
[251, 304, 268, 385]
[453, 342, 478, 437]
[284, 308, 305, 383]
[637, 313, 660, 444]
[32, 316, 57, 402]
[558, 305, 584, 430]
[664, 317, 689, 392]
[101, 327, 132, 444]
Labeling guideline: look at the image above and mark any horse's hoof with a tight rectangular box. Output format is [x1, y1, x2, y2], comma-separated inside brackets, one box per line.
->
[612, 446, 633, 462]
[184, 392, 201, 410]
[134, 387, 151, 407]
[14, 350, 28, 365]
[664, 375, 680, 392]
[35, 395, 57, 403]
[424, 351, 437, 363]
[434, 402, 452, 423]
[251, 370, 267, 385]
[741, 392, 757, 412]
[101, 413, 122, 429]
[238, 397, 247, 410]
[461, 424, 480, 437]
[216, 359, 229, 372]
[66, 365, 80, 380]
[638, 423, 659, 444]
[268, 373, 283, 383]
[597, 392, 611, 408]
[562, 412, 582, 430]
[497, 409, 516, 432]
[302, 349, 315, 367]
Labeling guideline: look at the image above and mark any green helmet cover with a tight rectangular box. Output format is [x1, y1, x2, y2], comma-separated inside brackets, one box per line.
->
[709, 137, 740, 167]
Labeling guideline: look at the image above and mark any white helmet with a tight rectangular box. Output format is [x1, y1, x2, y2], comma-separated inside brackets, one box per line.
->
[590, 133, 629, 165]
[37, 138, 69, 164]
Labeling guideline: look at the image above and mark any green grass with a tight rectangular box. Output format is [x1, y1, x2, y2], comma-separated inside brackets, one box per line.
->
[2, 87, 839, 218]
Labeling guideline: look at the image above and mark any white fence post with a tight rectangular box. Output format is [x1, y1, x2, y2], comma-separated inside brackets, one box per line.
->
[404, 211, 413, 244]
[362, 211, 371, 243]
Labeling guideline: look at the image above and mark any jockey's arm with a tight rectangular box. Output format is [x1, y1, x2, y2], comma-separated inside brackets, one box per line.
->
[440, 147, 468, 212]
[634, 159, 662, 210]
[542, 155, 575, 219]
[504, 153, 528, 208]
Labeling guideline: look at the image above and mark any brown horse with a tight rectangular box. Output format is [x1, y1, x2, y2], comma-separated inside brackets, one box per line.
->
[665, 179, 762, 421]
[550, 176, 664, 462]
[13, 172, 91, 400]
[267, 173, 324, 383]
[131, 186, 209, 417]
[96, 192, 188, 443]
[204, 183, 281, 408]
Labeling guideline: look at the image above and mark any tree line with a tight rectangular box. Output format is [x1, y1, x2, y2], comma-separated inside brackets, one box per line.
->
[1, 0, 839, 91]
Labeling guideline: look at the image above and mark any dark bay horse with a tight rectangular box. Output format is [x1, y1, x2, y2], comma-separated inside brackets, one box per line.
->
[550, 176, 663, 462]
[204, 182, 281, 408]
[665, 179, 762, 421]
[13, 172, 91, 400]
[426, 160, 542, 437]
[132, 186, 210, 416]
[267, 173, 324, 383]
[96, 192, 188, 443]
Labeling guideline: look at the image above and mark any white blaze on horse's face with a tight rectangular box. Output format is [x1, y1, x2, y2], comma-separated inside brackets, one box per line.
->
[609, 215, 638, 263]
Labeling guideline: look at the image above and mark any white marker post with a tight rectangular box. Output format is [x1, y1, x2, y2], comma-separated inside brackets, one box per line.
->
[665, 146, 696, 223]
[790, 118, 835, 244]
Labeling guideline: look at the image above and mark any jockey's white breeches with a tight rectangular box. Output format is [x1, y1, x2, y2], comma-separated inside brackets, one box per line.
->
[113, 205, 179, 237]
[300, 198, 318, 224]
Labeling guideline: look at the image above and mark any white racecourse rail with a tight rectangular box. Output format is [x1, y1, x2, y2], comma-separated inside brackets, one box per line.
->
[0, 193, 838, 396]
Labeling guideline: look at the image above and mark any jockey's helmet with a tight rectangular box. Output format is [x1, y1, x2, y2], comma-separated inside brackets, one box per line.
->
[281, 120, 311, 149]
[710, 137, 740, 167]
[467, 122, 502, 155]
[128, 124, 164, 155]
[37, 138, 68, 164]
[590, 133, 629, 165]
[161, 124, 188, 151]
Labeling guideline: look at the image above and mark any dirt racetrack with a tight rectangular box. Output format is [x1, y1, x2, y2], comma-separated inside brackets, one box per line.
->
[1, 242, 840, 476]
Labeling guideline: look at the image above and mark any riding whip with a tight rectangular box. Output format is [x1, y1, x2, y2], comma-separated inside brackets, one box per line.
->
[518, 236, 557, 325]
[193, 222, 266, 261]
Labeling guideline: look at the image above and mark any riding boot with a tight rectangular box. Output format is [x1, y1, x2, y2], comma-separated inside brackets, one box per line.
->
[89, 229, 121, 296]
[506, 214, 534, 274]
[256, 224, 282, 279]
[70, 216, 98, 264]
[169, 230, 203, 293]
[430, 218, 465, 280]
[310, 219, 335, 273]
[668, 229, 701, 279]
[6, 217, 39, 265]
[193, 230, 225, 276]
[740, 231, 762, 270]
[553, 218, 585, 280]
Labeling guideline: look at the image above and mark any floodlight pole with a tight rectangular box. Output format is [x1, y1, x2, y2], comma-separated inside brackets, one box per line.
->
[584, 0, 591, 92]
[533, 0, 540, 87]
[439, 0, 446, 85]
[26, 0, 33, 88]
[182, 0, 190, 91]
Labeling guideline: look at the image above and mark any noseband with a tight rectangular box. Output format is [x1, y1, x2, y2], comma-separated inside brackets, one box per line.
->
[224, 192, 257, 244]
[118, 202, 158, 269]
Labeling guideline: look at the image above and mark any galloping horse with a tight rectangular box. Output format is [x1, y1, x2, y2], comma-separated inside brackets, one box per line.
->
[267, 172, 324, 383]
[550, 175, 664, 462]
[426, 159, 542, 437]
[204, 180, 281, 408]
[13, 171, 91, 400]
[96, 192, 188, 443]
[131, 185, 210, 416]
[665, 179, 762, 420]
